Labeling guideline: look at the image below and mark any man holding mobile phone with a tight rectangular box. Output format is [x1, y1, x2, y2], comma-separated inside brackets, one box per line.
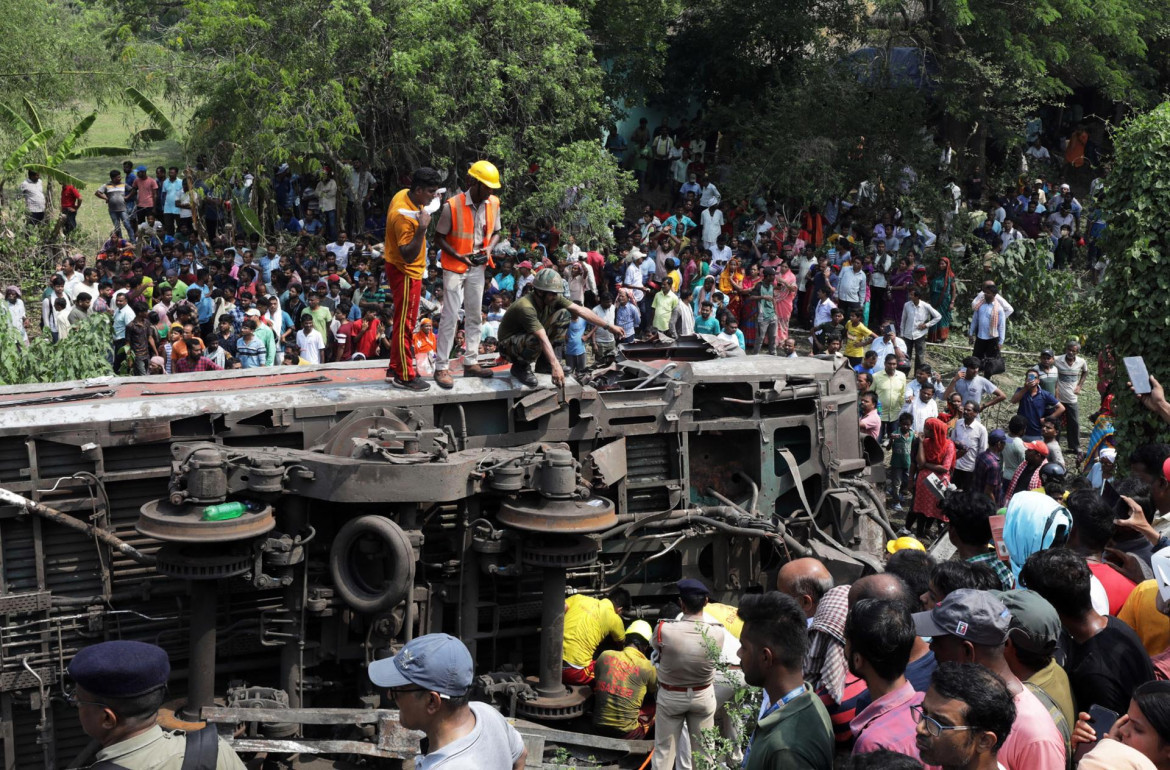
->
[433, 161, 502, 389]
[1011, 369, 1065, 441]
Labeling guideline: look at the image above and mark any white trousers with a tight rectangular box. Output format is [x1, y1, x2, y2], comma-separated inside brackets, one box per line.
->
[435, 266, 485, 371]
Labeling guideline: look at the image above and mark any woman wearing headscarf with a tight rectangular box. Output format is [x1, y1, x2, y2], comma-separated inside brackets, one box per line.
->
[737, 263, 761, 349]
[773, 257, 797, 343]
[905, 417, 955, 539]
[928, 256, 957, 342]
[887, 257, 914, 323]
[718, 257, 745, 324]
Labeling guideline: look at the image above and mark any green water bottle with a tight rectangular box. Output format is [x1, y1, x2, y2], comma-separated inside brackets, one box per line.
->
[201, 501, 247, 521]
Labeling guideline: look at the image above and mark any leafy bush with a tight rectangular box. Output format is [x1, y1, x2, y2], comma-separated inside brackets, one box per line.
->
[1098, 102, 1170, 448]
[950, 236, 1103, 354]
[0, 312, 113, 385]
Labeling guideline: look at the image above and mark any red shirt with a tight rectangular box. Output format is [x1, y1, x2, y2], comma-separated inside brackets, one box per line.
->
[61, 185, 81, 211]
[1088, 562, 1137, 615]
[133, 175, 159, 208]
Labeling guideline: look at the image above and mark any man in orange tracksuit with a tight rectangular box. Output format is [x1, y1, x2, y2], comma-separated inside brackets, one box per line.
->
[383, 167, 443, 390]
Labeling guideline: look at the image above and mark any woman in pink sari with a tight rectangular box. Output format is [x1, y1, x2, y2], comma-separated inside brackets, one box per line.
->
[774, 257, 798, 342]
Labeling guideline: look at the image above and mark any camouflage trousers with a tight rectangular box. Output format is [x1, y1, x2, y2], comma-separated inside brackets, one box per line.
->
[498, 308, 571, 365]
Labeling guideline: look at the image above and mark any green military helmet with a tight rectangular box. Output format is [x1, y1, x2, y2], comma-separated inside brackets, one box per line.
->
[531, 268, 565, 294]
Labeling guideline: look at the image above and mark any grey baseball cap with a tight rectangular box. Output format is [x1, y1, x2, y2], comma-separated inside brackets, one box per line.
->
[368, 633, 473, 696]
[995, 589, 1061, 654]
[913, 589, 1011, 646]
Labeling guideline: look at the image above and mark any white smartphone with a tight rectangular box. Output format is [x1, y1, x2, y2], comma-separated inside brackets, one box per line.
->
[1125, 356, 1152, 395]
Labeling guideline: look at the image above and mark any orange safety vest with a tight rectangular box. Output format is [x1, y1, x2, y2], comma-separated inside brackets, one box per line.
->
[440, 192, 499, 274]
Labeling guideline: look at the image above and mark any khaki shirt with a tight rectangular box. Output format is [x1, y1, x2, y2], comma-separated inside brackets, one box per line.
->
[653, 616, 726, 687]
[90, 725, 247, 770]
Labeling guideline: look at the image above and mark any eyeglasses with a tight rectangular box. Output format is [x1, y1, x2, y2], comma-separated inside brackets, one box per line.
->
[910, 704, 976, 737]
[64, 688, 109, 710]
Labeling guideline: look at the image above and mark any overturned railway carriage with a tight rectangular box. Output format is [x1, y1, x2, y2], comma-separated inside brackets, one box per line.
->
[0, 351, 884, 769]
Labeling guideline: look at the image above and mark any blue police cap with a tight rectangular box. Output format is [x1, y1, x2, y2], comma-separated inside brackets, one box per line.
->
[68, 641, 171, 698]
[677, 578, 710, 596]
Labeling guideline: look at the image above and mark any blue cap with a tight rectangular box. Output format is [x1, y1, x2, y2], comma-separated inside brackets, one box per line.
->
[368, 633, 473, 696]
[68, 640, 170, 698]
[677, 578, 710, 596]
[989, 429, 1007, 443]
[135, 165, 147, 173]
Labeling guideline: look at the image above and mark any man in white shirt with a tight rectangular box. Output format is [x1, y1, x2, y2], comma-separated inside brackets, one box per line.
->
[899, 287, 941, 371]
[708, 236, 732, 275]
[19, 170, 46, 224]
[999, 219, 1023, 252]
[869, 240, 893, 322]
[325, 231, 356, 271]
[869, 323, 908, 368]
[4, 286, 27, 344]
[699, 177, 720, 208]
[589, 294, 617, 358]
[622, 252, 646, 305]
[951, 401, 989, 491]
[700, 203, 723, 251]
[901, 382, 940, 433]
[836, 260, 867, 318]
[295, 313, 326, 364]
[1055, 339, 1088, 454]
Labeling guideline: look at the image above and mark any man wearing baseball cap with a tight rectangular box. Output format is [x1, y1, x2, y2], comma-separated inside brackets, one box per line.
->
[913, 589, 1066, 769]
[68, 640, 246, 769]
[368, 633, 526, 769]
[1005, 440, 1048, 505]
[997, 590, 1075, 742]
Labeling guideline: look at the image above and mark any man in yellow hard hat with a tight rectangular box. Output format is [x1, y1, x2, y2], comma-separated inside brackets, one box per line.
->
[592, 620, 658, 739]
[433, 160, 502, 389]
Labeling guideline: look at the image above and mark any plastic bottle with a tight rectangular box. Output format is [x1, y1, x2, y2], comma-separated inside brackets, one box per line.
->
[201, 501, 249, 521]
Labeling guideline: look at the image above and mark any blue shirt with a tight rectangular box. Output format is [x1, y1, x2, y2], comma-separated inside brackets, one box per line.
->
[302, 219, 324, 236]
[969, 302, 1007, 344]
[694, 315, 721, 335]
[663, 215, 696, 237]
[615, 303, 640, 338]
[566, 317, 586, 356]
[236, 337, 267, 368]
[259, 255, 280, 284]
[1015, 386, 1059, 437]
[196, 296, 214, 323]
[161, 178, 184, 215]
[276, 217, 301, 234]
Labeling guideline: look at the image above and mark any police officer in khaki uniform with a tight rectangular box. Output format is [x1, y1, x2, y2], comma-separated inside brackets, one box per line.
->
[651, 578, 727, 770]
[69, 640, 247, 770]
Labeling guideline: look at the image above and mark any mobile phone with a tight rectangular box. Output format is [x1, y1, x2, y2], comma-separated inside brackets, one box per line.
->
[1103, 480, 1122, 512]
[1087, 704, 1119, 738]
[1126, 356, 1152, 395]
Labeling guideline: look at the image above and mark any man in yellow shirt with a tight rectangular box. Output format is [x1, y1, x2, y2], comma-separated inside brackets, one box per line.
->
[562, 588, 630, 685]
[383, 167, 443, 390]
[593, 620, 658, 739]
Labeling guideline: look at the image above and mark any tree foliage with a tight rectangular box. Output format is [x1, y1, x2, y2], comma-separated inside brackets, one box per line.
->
[0, 314, 114, 385]
[1098, 101, 1170, 447]
[142, 0, 618, 235]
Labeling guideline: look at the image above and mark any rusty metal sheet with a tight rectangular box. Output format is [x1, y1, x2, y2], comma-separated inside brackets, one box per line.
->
[515, 389, 563, 422]
[590, 438, 627, 486]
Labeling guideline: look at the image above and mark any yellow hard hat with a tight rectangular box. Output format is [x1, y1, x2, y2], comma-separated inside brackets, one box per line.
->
[625, 620, 653, 642]
[468, 160, 501, 189]
[886, 536, 926, 554]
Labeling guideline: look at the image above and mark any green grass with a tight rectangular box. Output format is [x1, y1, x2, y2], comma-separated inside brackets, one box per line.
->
[59, 102, 187, 250]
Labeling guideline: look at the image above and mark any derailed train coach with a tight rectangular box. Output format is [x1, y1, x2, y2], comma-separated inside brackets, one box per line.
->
[0, 343, 889, 769]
